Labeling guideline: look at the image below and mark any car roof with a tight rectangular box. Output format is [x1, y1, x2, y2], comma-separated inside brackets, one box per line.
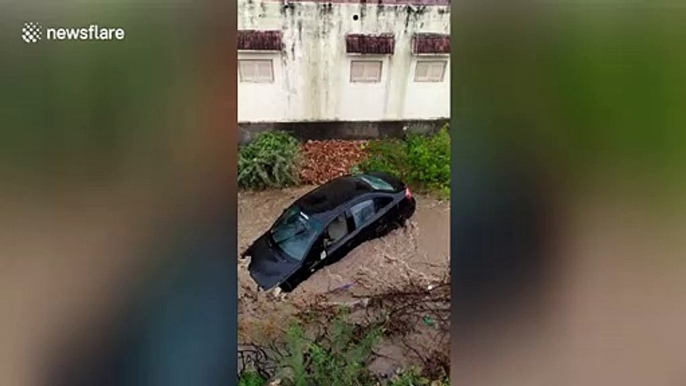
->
[293, 175, 376, 216]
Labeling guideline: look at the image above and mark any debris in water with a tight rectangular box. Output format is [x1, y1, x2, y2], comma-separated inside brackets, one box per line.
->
[325, 298, 369, 309]
[326, 282, 354, 294]
[422, 315, 436, 327]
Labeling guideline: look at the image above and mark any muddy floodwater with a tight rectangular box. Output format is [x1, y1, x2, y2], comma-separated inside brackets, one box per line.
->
[237, 186, 451, 374]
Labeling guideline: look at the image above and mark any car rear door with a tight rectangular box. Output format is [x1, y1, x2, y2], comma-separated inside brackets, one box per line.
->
[316, 195, 396, 268]
[347, 195, 395, 240]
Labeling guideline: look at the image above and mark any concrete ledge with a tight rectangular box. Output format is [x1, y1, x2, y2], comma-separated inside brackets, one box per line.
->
[238, 119, 449, 145]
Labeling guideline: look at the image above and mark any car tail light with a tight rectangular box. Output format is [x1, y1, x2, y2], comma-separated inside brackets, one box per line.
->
[405, 187, 412, 199]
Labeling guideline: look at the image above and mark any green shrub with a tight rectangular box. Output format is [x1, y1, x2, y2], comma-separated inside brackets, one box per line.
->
[277, 311, 382, 386]
[406, 126, 450, 191]
[389, 367, 450, 386]
[238, 131, 301, 190]
[250, 309, 449, 386]
[359, 138, 408, 179]
[238, 371, 266, 386]
[438, 185, 451, 201]
[388, 368, 430, 386]
[357, 124, 451, 197]
[283, 323, 308, 386]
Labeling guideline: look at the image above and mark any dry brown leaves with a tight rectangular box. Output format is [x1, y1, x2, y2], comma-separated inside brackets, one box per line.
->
[300, 140, 369, 184]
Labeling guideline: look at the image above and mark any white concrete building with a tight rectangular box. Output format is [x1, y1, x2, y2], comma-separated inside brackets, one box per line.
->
[238, 0, 450, 140]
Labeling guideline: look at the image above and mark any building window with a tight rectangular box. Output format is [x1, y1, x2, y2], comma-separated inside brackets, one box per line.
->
[350, 60, 382, 83]
[239, 59, 274, 83]
[414, 60, 447, 82]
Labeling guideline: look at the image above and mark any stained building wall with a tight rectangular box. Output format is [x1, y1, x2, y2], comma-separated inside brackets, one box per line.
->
[237, 0, 450, 124]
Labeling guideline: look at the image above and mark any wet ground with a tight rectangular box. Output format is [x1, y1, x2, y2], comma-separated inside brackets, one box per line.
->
[237, 186, 451, 373]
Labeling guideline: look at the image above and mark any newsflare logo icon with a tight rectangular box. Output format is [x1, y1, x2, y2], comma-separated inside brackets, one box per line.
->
[22, 22, 42, 44]
[20, 22, 126, 44]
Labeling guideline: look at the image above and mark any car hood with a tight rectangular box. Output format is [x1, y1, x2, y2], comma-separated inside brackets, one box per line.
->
[247, 235, 301, 291]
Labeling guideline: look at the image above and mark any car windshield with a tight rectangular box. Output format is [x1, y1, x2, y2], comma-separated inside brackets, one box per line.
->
[270, 206, 322, 261]
[358, 175, 395, 191]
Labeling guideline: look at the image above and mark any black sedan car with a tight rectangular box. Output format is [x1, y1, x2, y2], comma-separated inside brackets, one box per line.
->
[241, 172, 416, 292]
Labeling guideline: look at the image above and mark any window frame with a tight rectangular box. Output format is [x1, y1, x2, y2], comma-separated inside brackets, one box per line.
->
[350, 60, 383, 83]
[348, 196, 394, 231]
[269, 207, 323, 262]
[414, 60, 447, 83]
[350, 199, 377, 229]
[238, 59, 274, 83]
[358, 175, 395, 192]
[324, 212, 352, 248]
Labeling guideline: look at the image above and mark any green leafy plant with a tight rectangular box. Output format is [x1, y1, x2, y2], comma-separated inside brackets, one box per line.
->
[406, 125, 451, 192]
[389, 367, 450, 386]
[277, 310, 382, 386]
[238, 371, 266, 386]
[250, 308, 449, 386]
[238, 131, 301, 190]
[357, 125, 451, 198]
[359, 138, 409, 179]
[389, 367, 431, 386]
[283, 322, 308, 386]
[349, 164, 363, 176]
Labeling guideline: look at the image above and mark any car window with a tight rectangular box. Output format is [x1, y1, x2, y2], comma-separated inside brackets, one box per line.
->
[358, 175, 395, 192]
[325, 214, 349, 246]
[350, 200, 377, 228]
[271, 207, 322, 261]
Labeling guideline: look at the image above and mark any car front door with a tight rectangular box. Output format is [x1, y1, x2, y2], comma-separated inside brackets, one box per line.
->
[312, 211, 354, 267]
[302, 234, 326, 273]
[311, 196, 396, 271]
